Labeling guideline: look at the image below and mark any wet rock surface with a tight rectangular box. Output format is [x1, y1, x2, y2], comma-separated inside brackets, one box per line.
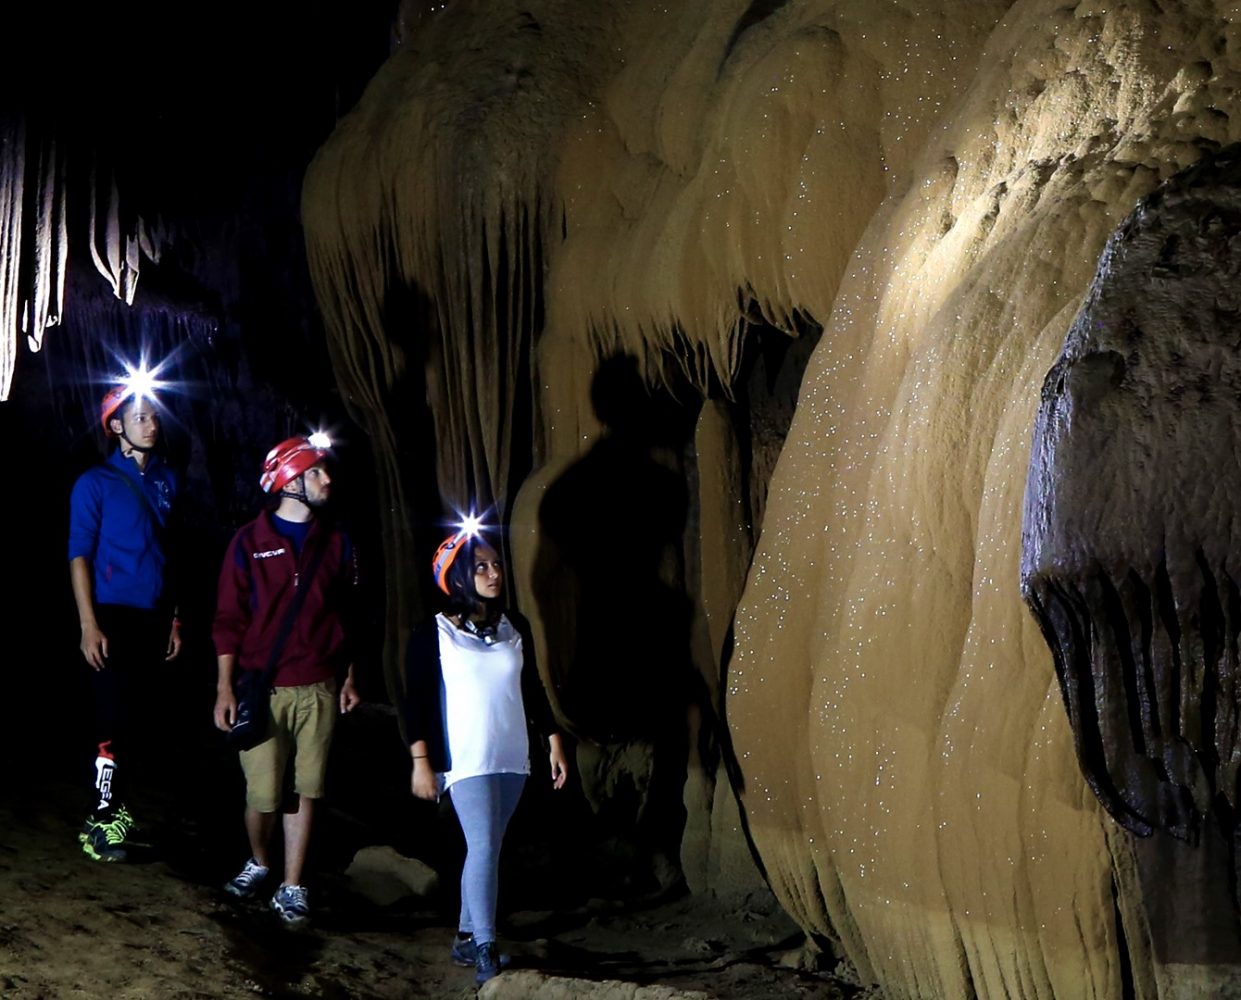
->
[1023, 144, 1241, 840]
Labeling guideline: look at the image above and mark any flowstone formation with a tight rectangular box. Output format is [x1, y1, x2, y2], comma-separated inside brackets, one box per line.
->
[305, 0, 1241, 996]
[1024, 148, 1241, 841]
[1023, 146, 1241, 983]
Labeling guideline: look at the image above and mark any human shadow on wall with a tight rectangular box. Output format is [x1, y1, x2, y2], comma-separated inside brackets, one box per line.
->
[533, 353, 697, 891]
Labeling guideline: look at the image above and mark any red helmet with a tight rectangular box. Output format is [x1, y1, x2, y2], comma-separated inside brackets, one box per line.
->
[259, 436, 329, 494]
[100, 385, 130, 436]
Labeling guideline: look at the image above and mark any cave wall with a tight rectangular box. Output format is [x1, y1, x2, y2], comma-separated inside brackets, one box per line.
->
[304, 0, 1241, 994]
[727, 2, 1241, 997]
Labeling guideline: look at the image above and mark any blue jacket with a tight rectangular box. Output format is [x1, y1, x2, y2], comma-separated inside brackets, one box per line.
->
[68, 449, 177, 609]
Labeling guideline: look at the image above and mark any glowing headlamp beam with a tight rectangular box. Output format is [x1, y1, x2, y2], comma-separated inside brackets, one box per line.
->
[308, 431, 333, 450]
[118, 358, 168, 405]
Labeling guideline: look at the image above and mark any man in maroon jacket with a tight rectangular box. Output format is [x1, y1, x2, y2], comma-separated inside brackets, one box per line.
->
[212, 434, 361, 929]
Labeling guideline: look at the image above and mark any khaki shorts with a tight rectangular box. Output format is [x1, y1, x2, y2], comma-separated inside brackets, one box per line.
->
[239, 679, 338, 812]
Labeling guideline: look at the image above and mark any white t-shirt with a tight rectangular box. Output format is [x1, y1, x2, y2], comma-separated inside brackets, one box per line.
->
[437, 613, 530, 789]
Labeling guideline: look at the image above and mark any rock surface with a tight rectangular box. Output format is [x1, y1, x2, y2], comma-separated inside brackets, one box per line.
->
[303, 1, 1241, 996]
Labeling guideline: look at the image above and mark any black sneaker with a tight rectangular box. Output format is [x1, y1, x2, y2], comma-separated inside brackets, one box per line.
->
[475, 941, 501, 985]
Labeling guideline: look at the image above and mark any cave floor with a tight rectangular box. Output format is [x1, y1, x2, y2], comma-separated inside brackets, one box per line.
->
[0, 737, 858, 999]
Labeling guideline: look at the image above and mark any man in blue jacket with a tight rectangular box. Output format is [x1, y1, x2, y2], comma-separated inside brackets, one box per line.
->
[68, 377, 181, 862]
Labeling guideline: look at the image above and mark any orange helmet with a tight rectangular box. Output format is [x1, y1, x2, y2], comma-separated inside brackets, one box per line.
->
[431, 531, 468, 594]
[100, 385, 130, 436]
[431, 515, 493, 594]
[259, 436, 329, 494]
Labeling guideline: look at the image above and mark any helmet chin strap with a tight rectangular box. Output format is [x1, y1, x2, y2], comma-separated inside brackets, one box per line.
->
[118, 430, 155, 455]
[278, 480, 309, 504]
[278, 474, 327, 509]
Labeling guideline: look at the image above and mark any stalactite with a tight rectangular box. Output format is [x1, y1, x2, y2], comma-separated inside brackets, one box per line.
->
[23, 136, 67, 352]
[86, 161, 163, 309]
[0, 115, 26, 400]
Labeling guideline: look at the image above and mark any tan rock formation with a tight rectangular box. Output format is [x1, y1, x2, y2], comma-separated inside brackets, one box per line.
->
[303, 0, 1241, 995]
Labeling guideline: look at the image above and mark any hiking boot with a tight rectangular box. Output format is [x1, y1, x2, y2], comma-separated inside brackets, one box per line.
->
[224, 857, 271, 899]
[475, 940, 501, 985]
[270, 883, 310, 929]
[451, 934, 510, 970]
[80, 816, 127, 863]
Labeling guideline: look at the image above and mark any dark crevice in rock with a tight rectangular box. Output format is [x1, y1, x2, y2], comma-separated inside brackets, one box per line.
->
[1111, 872, 1137, 1000]
[722, 0, 793, 65]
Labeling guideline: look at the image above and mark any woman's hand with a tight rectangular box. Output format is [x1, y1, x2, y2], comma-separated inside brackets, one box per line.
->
[411, 757, 439, 801]
[548, 733, 569, 790]
[165, 619, 183, 661]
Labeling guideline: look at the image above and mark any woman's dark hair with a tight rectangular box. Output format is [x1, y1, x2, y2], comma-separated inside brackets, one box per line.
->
[442, 531, 502, 618]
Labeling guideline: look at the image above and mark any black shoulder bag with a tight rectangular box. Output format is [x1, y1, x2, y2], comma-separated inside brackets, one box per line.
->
[227, 536, 330, 751]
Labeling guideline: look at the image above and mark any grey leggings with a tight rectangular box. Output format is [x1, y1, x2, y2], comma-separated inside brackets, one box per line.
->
[449, 772, 527, 943]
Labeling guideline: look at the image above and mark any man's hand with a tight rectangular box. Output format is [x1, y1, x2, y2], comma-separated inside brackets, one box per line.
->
[165, 620, 183, 661]
[411, 757, 439, 802]
[339, 673, 361, 714]
[80, 621, 108, 671]
[213, 689, 238, 732]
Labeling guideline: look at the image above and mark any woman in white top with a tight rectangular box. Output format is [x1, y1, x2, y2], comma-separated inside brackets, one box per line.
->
[405, 525, 569, 985]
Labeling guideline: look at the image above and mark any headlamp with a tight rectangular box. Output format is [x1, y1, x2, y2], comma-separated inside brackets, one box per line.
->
[121, 360, 164, 405]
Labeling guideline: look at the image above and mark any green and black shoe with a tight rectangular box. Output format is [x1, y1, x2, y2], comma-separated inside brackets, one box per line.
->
[80, 815, 128, 863]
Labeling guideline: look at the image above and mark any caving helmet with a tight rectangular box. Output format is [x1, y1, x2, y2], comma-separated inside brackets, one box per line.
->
[100, 385, 130, 436]
[260, 434, 330, 495]
[431, 514, 487, 595]
[100, 359, 167, 442]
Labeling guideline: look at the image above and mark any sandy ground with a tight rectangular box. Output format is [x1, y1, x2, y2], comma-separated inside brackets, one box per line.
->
[0, 700, 858, 1000]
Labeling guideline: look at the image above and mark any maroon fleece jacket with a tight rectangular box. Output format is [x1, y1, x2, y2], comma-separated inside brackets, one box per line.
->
[212, 511, 357, 687]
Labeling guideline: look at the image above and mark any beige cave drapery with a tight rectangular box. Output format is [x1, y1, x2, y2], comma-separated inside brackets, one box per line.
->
[304, 1, 1241, 996]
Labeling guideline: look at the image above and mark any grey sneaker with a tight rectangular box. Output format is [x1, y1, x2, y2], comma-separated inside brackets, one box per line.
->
[225, 857, 270, 899]
[271, 883, 310, 929]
